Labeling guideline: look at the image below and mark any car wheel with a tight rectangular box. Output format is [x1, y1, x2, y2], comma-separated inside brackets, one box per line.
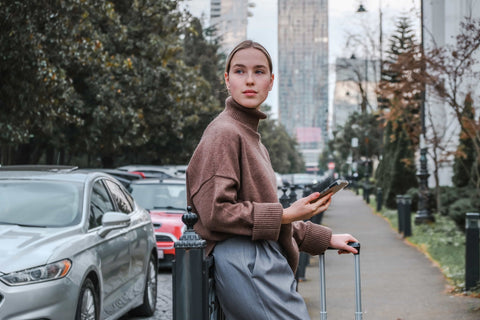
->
[130, 253, 158, 316]
[75, 278, 99, 320]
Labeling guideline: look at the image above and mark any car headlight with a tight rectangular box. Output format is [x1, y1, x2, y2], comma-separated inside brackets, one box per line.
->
[0, 259, 72, 286]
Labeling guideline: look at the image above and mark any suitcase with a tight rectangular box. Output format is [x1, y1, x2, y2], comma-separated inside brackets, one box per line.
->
[319, 242, 362, 320]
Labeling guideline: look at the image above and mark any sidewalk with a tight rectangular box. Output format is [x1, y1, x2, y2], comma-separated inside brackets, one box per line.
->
[298, 190, 480, 320]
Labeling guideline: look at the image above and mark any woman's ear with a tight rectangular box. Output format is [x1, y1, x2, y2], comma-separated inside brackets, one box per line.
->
[269, 73, 274, 91]
[224, 72, 230, 91]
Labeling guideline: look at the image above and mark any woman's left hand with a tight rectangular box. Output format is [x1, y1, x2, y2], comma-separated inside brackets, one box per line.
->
[329, 234, 359, 254]
[281, 192, 332, 224]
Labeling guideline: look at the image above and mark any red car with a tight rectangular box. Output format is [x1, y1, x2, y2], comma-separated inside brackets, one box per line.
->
[129, 178, 186, 268]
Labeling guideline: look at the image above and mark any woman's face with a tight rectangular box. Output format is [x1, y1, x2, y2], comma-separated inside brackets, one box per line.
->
[225, 47, 274, 109]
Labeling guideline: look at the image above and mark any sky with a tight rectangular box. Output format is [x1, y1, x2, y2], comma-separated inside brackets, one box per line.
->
[182, 0, 421, 118]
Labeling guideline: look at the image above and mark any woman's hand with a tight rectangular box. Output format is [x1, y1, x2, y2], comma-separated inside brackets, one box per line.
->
[329, 234, 359, 254]
[281, 192, 332, 224]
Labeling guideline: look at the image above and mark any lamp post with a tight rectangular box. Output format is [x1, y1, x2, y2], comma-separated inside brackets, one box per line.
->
[356, 0, 383, 82]
[414, 0, 434, 224]
[357, 0, 383, 114]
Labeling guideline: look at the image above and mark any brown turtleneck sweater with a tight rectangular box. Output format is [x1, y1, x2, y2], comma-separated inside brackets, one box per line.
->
[186, 97, 332, 273]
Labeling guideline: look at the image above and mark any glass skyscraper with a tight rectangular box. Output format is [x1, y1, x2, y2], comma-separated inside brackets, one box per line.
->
[278, 0, 329, 171]
[210, 0, 250, 55]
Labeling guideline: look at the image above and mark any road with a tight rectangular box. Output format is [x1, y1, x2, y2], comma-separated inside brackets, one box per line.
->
[121, 269, 172, 320]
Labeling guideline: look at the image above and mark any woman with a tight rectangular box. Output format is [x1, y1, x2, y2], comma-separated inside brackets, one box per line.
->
[186, 40, 358, 320]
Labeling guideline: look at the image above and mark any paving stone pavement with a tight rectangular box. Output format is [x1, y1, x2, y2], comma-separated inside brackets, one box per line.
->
[121, 269, 172, 320]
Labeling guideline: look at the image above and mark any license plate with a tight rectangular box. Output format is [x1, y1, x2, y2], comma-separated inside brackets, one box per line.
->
[157, 249, 164, 259]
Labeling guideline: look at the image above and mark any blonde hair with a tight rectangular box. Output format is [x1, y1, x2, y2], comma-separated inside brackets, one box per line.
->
[225, 40, 273, 74]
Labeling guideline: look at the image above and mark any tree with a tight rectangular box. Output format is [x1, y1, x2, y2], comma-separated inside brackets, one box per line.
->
[424, 95, 457, 212]
[0, 0, 225, 167]
[336, 56, 375, 114]
[424, 17, 480, 192]
[452, 94, 478, 188]
[259, 105, 305, 174]
[329, 112, 383, 178]
[375, 16, 421, 208]
[0, 1, 85, 164]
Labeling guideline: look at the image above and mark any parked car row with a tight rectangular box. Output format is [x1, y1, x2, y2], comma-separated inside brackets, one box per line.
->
[0, 165, 158, 320]
[111, 165, 188, 270]
[0, 163, 331, 319]
[279, 172, 330, 189]
[117, 164, 186, 180]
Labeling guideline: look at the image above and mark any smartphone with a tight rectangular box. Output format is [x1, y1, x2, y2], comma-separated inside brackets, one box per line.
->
[319, 179, 349, 197]
[311, 179, 349, 202]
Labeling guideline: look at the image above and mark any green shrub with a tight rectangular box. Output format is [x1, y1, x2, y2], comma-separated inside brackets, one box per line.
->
[406, 187, 419, 212]
[438, 186, 480, 229]
[449, 197, 480, 230]
[438, 186, 457, 216]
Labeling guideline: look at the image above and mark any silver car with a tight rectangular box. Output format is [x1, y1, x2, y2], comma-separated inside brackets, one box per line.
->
[0, 166, 158, 320]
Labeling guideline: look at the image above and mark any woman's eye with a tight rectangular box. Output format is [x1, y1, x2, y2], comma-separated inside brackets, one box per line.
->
[255, 70, 265, 74]
[234, 69, 244, 74]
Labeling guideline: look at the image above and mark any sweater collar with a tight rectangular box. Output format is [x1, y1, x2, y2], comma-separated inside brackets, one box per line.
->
[225, 96, 267, 131]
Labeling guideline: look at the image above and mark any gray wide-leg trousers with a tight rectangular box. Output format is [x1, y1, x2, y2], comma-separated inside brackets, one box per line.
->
[212, 236, 310, 320]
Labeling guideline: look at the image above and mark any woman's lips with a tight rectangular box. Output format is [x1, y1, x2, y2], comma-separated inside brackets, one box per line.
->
[243, 90, 257, 96]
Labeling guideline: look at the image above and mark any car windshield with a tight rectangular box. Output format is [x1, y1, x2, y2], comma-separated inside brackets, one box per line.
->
[0, 180, 83, 227]
[130, 183, 186, 211]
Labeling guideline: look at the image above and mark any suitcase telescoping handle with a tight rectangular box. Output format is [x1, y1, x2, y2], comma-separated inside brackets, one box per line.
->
[319, 242, 362, 320]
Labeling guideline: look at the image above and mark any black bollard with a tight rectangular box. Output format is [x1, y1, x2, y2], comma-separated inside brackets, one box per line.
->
[288, 185, 307, 284]
[363, 184, 370, 204]
[296, 251, 309, 284]
[280, 187, 290, 208]
[289, 185, 298, 204]
[173, 207, 224, 320]
[376, 188, 383, 212]
[465, 212, 480, 291]
[303, 185, 312, 198]
[403, 195, 412, 238]
[396, 195, 404, 234]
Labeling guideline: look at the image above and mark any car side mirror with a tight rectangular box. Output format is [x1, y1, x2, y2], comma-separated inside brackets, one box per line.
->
[98, 211, 131, 237]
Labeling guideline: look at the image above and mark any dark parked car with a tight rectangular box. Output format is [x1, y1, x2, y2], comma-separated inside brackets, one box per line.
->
[0, 165, 158, 320]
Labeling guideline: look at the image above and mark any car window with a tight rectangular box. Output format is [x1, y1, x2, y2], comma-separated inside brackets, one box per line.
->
[0, 180, 82, 227]
[104, 180, 133, 214]
[121, 186, 135, 210]
[89, 180, 115, 229]
[130, 183, 186, 210]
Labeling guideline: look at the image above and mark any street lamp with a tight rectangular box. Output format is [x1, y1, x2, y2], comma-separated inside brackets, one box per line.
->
[414, 0, 435, 224]
[356, 1, 383, 79]
[357, 4, 367, 13]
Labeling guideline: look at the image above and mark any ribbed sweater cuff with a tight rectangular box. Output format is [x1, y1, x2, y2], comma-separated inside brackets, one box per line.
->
[251, 202, 283, 241]
[299, 222, 332, 255]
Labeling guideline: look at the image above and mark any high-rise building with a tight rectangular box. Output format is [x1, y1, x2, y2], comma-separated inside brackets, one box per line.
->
[277, 0, 329, 172]
[210, 0, 251, 55]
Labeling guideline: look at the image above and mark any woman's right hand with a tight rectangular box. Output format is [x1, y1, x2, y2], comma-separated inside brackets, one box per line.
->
[281, 192, 332, 224]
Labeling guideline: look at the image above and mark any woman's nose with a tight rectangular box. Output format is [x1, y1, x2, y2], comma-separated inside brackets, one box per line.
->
[246, 72, 254, 84]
